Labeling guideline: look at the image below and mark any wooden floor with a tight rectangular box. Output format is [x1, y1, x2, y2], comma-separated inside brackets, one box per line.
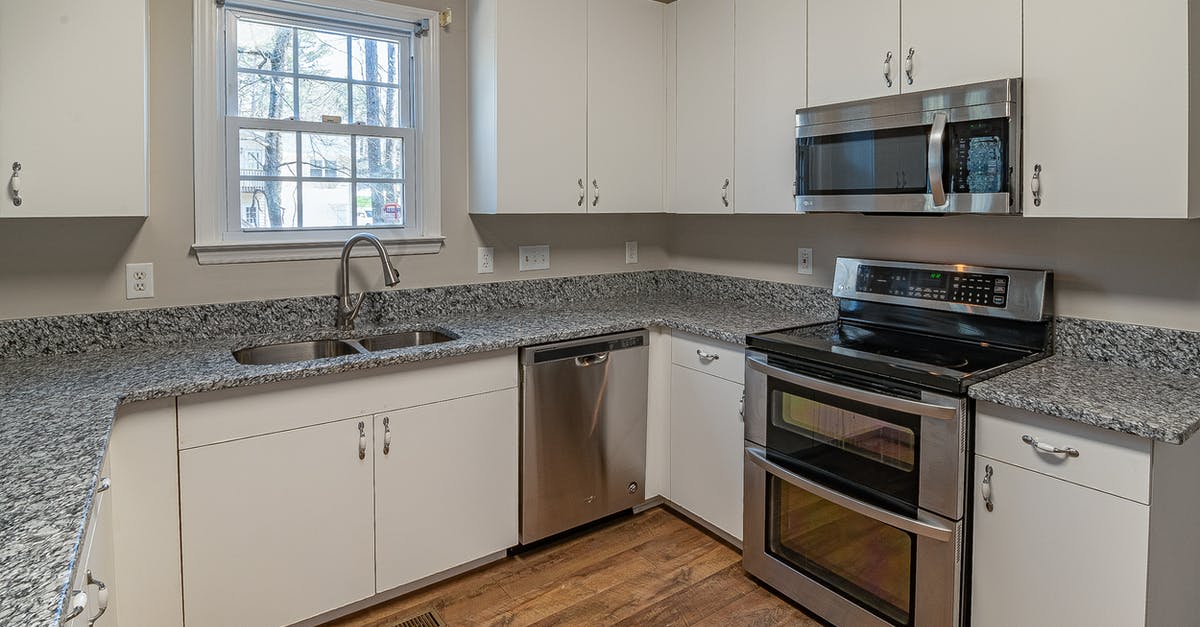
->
[327, 506, 821, 626]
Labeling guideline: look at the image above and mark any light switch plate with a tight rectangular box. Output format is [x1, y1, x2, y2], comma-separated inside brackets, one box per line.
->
[126, 262, 155, 299]
[797, 248, 813, 275]
[477, 247, 495, 274]
[625, 241, 638, 264]
[519, 245, 550, 272]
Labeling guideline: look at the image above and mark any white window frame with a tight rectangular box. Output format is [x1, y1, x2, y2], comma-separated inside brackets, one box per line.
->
[193, 0, 442, 264]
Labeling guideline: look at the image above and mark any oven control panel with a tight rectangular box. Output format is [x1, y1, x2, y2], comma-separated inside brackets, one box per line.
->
[857, 265, 1009, 307]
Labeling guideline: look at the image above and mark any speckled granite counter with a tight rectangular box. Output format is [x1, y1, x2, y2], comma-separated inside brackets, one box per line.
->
[970, 317, 1200, 445]
[0, 271, 836, 626]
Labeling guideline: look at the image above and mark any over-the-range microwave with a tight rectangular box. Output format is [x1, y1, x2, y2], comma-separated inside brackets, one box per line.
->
[795, 78, 1021, 215]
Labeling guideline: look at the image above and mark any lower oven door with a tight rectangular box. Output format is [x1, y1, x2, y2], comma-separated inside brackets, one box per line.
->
[744, 446, 963, 627]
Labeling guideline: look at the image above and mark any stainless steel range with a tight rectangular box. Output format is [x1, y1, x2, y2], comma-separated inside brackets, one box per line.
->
[742, 258, 1052, 627]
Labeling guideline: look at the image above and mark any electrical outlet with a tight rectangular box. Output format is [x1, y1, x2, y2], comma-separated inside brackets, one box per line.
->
[797, 248, 813, 275]
[625, 241, 639, 264]
[477, 247, 495, 274]
[126, 263, 155, 299]
[519, 245, 550, 272]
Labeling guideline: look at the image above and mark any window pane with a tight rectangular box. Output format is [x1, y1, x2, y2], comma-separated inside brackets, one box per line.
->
[237, 20, 293, 72]
[352, 85, 400, 128]
[297, 29, 349, 79]
[239, 129, 297, 177]
[239, 180, 298, 229]
[301, 182, 353, 227]
[352, 37, 400, 84]
[237, 73, 295, 119]
[298, 78, 349, 122]
[356, 183, 404, 226]
[355, 136, 403, 180]
[300, 133, 350, 178]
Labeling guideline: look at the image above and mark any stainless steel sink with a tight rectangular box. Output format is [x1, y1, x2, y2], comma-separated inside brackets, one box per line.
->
[233, 330, 457, 365]
[357, 330, 457, 352]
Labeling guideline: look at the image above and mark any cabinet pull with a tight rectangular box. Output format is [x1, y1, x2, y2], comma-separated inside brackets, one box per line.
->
[85, 570, 108, 626]
[1031, 164, 1043, 207]
[357, 421, 367, 460]
[10, 162, 22, 207]
[696, 349, 720, 362]
[1022, 434, 1080, 458]
[981, 464, 994, 512]
[577, 178, 585, 207]
[592, 179, 600, 207]
[721, 178, 730, 207]
[883, 51, 894, 88]
[382, 417, 392, 455]
[96, 477, 111, 493]
[904, 48, 915, 85]
[63, 590, 88, 623]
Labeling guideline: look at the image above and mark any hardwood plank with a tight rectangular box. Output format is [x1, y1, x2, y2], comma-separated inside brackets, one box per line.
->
[610, 563, 762, 626]
[694, 585, 824, 627]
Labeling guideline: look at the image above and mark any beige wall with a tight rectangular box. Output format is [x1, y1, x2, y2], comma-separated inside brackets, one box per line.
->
[0, 0, 669, 320]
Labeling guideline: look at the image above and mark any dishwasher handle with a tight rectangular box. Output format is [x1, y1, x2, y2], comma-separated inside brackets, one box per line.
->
[521, 330, 648, 365]
[575, 353, 610, 367]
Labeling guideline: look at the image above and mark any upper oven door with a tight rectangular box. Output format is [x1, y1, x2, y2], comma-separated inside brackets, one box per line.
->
[746, 353, 968, 521]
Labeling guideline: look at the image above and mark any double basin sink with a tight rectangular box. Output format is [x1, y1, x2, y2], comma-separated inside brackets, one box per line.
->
[233, 330, 456, 365]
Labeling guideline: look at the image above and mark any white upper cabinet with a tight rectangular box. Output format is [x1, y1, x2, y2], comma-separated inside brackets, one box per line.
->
[673, 0, 737, 213]
[807, 0, 900, 107]
[0, 0, 147, 218]
[1023, 0, 1196, 218]
[899, 0, 1021, 93]
[734, 0, 807, 214]
[587, 0, 665, 213]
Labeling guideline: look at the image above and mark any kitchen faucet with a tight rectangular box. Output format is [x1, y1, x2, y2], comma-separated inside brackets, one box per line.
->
[337, 233, 401, 330]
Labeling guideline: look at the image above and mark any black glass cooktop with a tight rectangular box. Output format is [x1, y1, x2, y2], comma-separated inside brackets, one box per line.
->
[748, 320, 1042, 394]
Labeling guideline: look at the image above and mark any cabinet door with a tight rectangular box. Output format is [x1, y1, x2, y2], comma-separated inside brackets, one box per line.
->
[66, 460, 116, 627]
[807, 0, 900, 106]
[1023, 0, 1189, 218]
[673, 0, 736, 213]
[971, 457, 1149, 626]
[587, 0, 665, 213]
[0, 0, 147, 218]
[375, 388, 518, 592]
[899, 0, 1021, 93]
[670, 365, 744, 540]
[495, 0, 588, 213]
[734, 0, 807, 214]
[179, 417, 375, 627]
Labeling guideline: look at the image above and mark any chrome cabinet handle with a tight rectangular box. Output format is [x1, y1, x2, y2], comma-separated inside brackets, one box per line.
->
[883, 51, 893, 88]
[10, 162, 22, 207]
[357, 421, 367, 460]
[577, 178, 585, 207]
[928, 112, 948, 208]
[696, 349, 720, 362]
[1031, 164, 1043, 207]
[1022, 434, 1080, 458]
[981, 464, 994, 512]
[63, 590, 88, 623]
[96, 477, 111, 493]
[904, 47, 915, 85]
[592, 179, 600, 207]
[721, 178, 730, 207]
[738, 391, 745, 420]
[382, 417, 391, 455]
[85, 570, 108, 626]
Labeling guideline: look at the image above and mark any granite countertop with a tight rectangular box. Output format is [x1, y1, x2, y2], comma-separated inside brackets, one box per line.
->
[970, 354, 1200, 445]
[0, 291, 830, 626]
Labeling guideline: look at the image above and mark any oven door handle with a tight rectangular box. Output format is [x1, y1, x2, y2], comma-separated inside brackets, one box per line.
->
[747, 446, 954, 542]
[746, 354, 959, 420]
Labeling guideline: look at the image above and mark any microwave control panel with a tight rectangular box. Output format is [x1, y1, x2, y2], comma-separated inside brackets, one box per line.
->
[857, 265, 1009, 308]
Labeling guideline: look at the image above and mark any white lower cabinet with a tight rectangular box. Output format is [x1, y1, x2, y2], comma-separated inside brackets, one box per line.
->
[669, 340, 744, 542]
[179, 417, 377, 627]
[374, 388, 519, 591]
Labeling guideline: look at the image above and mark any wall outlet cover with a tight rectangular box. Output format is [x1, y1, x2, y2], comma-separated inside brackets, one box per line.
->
[126, 262, 155, 299]
[625, 241, 639, 264]
[519, 245, 550, 272]
[797, 248, 813, 275]
[477, 247, 495, 274]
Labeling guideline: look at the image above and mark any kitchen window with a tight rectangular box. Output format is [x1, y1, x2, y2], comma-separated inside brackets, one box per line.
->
[193, 0, 442, 264]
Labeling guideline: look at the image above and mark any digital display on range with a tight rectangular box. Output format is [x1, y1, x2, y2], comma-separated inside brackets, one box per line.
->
[857, 265, 1009, 307]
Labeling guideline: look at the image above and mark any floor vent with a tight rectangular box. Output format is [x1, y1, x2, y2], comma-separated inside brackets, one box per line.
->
[385, 608, 447, 627]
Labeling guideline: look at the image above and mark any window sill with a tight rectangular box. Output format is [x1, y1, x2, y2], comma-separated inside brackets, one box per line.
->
[192, 237, 444, 265]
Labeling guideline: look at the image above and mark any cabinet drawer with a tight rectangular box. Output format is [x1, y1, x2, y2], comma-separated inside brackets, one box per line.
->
[179, 351, 517, 449]
[671, 332, 744, 383]
[976, 402, 1152, 504]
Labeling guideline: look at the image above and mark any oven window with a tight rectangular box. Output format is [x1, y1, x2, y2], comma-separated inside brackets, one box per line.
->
[797, 126, 930, 196]
[769, 477, 915, 625]
[779, 393, 916, 472]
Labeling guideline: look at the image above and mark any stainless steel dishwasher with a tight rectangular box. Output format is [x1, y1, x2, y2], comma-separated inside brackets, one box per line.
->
[519, 330, 649, 544]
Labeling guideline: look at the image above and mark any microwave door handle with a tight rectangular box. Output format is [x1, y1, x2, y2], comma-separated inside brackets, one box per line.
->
[928, 111, 948, 208]
[746, 446, 955, 542]
[746, 354, 959, 420]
